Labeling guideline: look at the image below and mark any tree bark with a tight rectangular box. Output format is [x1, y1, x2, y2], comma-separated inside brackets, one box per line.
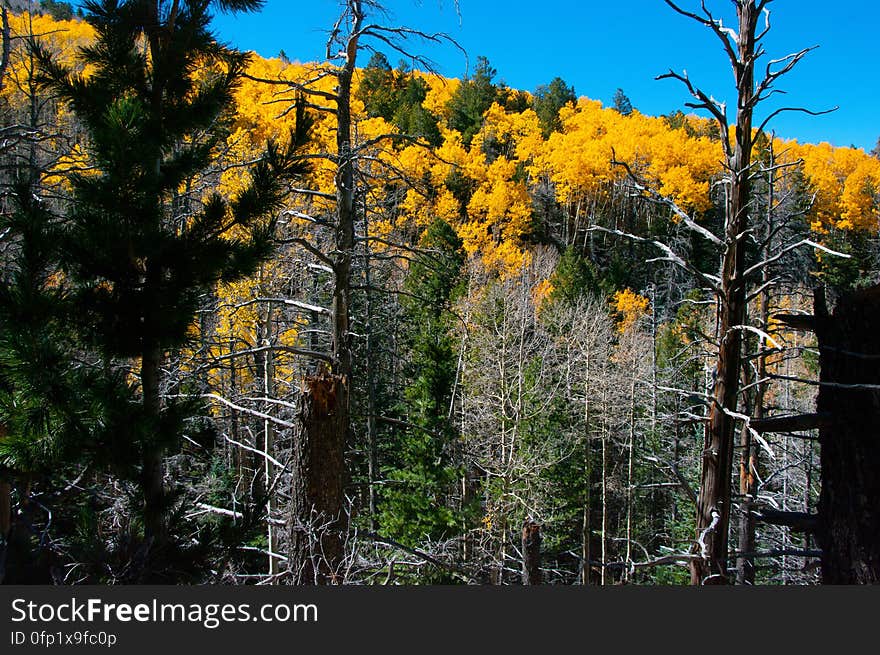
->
[521, 521, 542, 585]
[581, 353, 592, 585]
[751, 414, 829, 434]
[0, 8, 10, 95]
[690, 2, 758, 585]
[289, 0, 365, 585]
[815, 285, 880, 584]
[289, 371, 348, 584]
[141, 341, 167, 553]
[736, 419, 758, 585]
[737, 182, 773, 585]
[140, 4, 170, 559]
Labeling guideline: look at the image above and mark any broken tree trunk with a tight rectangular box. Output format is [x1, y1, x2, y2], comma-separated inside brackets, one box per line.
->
[815, 284, 880, 584]
[522, 521, 542, 585]
[289, 371, 348, 584]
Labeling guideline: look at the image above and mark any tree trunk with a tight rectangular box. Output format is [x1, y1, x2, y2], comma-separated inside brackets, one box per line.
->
[141, 343, 167, 553]
[736, 420, 758, 585]
[141, 7, 169, 559]
[601, 388, 608, 586]
[0, 8, 9, 94]
[290, 0, 363, 584]
[362, 205, 379, 530]
[815, 285, 880, 584]
[289, 371, 348, 584]
[581, 356, 592, 585]
[0, 424, 9, 584]
[261, 309, 278, 576]
[0, 477, 9, 584]
[624, 357, 636, 581]
[690, 3, 757, 585]
[737, 207, 771, 585]
[521, 521, 542, 585]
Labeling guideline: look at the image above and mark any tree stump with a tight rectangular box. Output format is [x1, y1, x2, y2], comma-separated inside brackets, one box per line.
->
[289, 372, 348, 585]
[522, 520, 542, 585]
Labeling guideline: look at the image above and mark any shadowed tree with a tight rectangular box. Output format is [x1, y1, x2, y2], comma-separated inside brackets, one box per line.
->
[34, 0, 306, 570]
[250, 0, 462, 584]
[588, 0, 838, 584]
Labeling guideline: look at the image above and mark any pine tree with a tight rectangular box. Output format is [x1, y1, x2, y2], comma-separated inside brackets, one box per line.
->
[447, 55, 498, 147]
[33, 0, 307, 566]
[611, 88, 633, 116]
[0, 183, 144, 581]
[532, 77, 576, 138]
[379, 218, 466, 549]
[357, 51, 398, 120]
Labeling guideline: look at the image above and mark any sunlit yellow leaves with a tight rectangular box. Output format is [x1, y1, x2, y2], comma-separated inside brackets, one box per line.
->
[2, 12, 96, 149]
[433, 189, 460, 224]
[840, 159, 880, 231]
[655, 164, 711, 213]
[531, 278, 554, 313]
[463, 158, 533, 275]
[614, 288, 650, 333]
[395, 143, 433, 182]
[787, 141, 880, 232]
[421, 76, 460, 119]
[10, 11, 95, 69]
[533, 99, 722, 215]
[478, 103, 543, 163]
[12, 9, 880, 325]
[42, 143, 91, 189]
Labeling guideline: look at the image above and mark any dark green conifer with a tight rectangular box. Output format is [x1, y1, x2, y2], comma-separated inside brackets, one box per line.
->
[32, 0, 308, 561]
[379, 218, 466, 549]
[532, 77, 575, 138]
[447, 56, 498, 147]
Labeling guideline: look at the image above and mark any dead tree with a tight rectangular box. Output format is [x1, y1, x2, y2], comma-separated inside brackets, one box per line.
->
[266, 0, 459, 583]
[0, 424, 8, 584]
[289, 370, 348, 584]
[0, 7, 10, 95]
[768, 285, 880, 583]
[599, 0, 837, 584]
[735, 136, 811, 585]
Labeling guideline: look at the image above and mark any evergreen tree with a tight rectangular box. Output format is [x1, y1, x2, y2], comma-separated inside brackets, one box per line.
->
[447, 55, 498, 147]
[0, 187, 90, 472]
[548, 247, 604, 306]
[379, 218, 466, 549]
[0, 183, 143, 581]
[33, 0, 307, 565]
[611, 88, 633, 116]
[496, 83, 530, 114]
[392, 75, 442, 147]
[357, 53, 442, 147]
[357, 51, 397, 120]
[532, 77, 575, 138]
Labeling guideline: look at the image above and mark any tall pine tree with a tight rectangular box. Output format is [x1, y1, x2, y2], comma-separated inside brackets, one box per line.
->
[33, 0, 307, 565]
[379, 218, 466, 551]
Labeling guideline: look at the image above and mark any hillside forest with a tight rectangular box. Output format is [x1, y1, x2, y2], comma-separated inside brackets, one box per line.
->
[1, 0, 879, 586]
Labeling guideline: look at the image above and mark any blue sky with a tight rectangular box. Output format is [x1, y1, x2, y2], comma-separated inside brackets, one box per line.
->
[209, 1, 876, 150]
